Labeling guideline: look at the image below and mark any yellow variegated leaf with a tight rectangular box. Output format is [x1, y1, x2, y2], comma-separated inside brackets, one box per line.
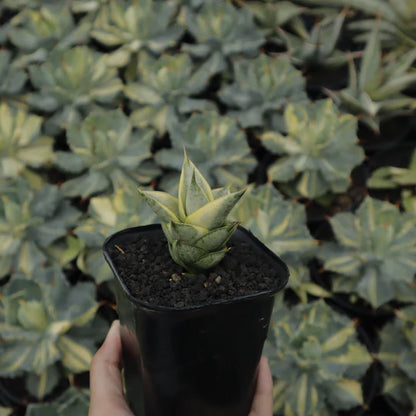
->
[321, 326, 355, 353]
[17, 301, 48, 331]
[89, 197, 117, 226]
[138, 190, 180, 223]
[194, 223, 238, 251]
[179, 151, 213, 218]
[329, 344, 372, 366]
[57, 336, 93, 373]
[323, 254, 361, 275]
[48, 321, 72, 336]
[186, 190, 245, 229]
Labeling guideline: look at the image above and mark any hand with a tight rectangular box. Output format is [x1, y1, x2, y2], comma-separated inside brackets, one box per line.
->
[89, 320, 273, 416]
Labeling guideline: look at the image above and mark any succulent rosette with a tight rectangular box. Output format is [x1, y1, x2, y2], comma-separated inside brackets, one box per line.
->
[138, 153, 245, 273]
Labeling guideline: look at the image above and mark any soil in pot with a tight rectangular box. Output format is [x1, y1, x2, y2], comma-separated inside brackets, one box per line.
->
[108, 232, 282, 308]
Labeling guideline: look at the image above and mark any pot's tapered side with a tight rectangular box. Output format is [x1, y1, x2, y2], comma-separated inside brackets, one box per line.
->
[104, 225, 289, 416]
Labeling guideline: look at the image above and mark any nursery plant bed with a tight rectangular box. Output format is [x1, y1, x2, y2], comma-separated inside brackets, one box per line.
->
[104, 224, 289, 416]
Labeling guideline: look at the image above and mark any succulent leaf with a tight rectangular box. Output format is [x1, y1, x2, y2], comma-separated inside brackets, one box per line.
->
[378, 305, 416, 410]
[0, 50, 27, 106]
[26, 386, 90, 416]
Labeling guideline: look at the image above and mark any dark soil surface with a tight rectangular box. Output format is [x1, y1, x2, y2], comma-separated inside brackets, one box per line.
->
[108, 234, 284, 309]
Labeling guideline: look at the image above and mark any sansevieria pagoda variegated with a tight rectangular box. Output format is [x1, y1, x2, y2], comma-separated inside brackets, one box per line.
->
[138, 152, 245, 273]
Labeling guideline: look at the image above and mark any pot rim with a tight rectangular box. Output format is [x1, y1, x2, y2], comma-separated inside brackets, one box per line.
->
[103, 224, 289, 313]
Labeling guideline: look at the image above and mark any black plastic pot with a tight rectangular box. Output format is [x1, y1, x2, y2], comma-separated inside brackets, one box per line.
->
[103, 225, 289, 416]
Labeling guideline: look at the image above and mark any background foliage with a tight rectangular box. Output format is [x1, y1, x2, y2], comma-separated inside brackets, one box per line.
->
[0, 0, 415, 415]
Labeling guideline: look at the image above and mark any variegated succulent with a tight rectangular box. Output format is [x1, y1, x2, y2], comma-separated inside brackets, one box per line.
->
[368, 148, 416, 189]
[7, 3, 90, 64]
[26, 387, 90, 416]
[0, 102, 53, 185]
[75, 183, 158, 283]
[0, 268, 107, 399]
[243, 0, 302, 36]
[55, 109, 158, 199]
[0, 179, 80, 278]
[155, 111, 256, 188]
[139, 153, 245, 273]
[218, 54, 307, 128]
[264, 299, 372, 416]
[328, 23, 416, 132]
[262, 99, 365, 198]
[337, 0, 416, 48]
[182, 0, 264, 72]
[378, 305, 416, 411]
[27, 46, 122, 135]
[91, 0, 183, 67]
[277, 10, 350, 68]
[318, 197, 416, 307]
[125, 52, 216, 134]
[0, 50, 27, 106]
[229, 183, 324, 302]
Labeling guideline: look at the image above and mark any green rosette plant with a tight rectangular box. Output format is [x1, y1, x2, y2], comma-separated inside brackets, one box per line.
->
[378, 305, 416, 411]
[138, 152, 245, 273]
[55, 109, 158, 199]
[230, 183, 326, 302]
[0, 102, 53, 184]
[328, 23, 416, 132]
[27, 46, 122, 135]
[312, 0, 416, 47]
[276, 10, 350, 68]
[0, 180, 80, 278]
[262, 99, 365, 198]
[264, 299, 372, 416]
[0, 267, 107, 399]
[75, 184, 157, 284]
[125, 52, 216, 134]
[218, 54, 307, 128]
[26, 387, 90, 416]
[243, 0, 303, 36]
[91, 0, 183, 67]
[0, 50, 27, 106]
[155, 111, 256, 187]
[318, 196, 416, 307]
[182, 0, 264, 72]
[7, 3, 90, 65]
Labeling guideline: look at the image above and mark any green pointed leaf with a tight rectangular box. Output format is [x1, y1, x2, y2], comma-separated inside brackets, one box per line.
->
[138, 190, 180, 223]
[186, 190, 245, 229]
[194, 223, 238, 251]
[192, 250, 227, 270]
[325, 379, 364, 410]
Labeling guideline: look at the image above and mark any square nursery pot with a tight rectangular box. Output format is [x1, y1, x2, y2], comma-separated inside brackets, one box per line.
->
[103, 224, 289, 416]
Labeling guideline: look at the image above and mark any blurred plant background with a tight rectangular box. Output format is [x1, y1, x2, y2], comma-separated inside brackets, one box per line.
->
[0, 0, 415, 415]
